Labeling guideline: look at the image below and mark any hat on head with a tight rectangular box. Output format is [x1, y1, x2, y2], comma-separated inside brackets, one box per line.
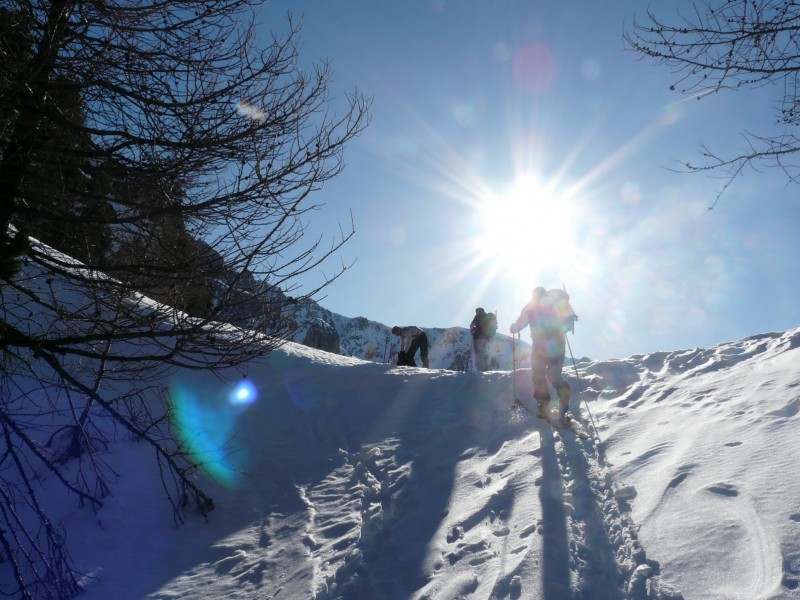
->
[533, 286, 546, 297]
[391, 326, 401, 335]
[475, 307, 485, 314]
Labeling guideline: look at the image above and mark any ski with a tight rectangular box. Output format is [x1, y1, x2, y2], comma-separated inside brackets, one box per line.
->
[552, 417, 590, 439]
[511, 399, 590, 439]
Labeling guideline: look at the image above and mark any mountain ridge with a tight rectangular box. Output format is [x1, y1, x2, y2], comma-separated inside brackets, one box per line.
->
[289, 297, 536, 372]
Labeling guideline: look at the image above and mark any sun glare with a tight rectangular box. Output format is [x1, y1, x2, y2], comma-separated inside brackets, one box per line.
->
[375, 98, 613, 316]
[476, 175, 577, 282]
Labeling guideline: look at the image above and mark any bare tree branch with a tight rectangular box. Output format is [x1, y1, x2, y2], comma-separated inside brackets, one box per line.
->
[0, 2, 370, 597]
[625, 0, 800, 207]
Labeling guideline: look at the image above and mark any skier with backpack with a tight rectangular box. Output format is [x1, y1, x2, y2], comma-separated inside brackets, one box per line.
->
[470, 307, 497, 371]
[510, 287, 578, 426]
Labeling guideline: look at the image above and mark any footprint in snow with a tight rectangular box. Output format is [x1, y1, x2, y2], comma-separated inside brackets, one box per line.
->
[665, 463, 697, 491]
[446, 525, 464, 543]
[783, 550, 800, 590]
[667, 472, 689, 489]
[724, 441, 742, 447]
[790, 513, 800, 522]
[212, 550, 248, 574]
[766, 397, 800, 419]
[519, 523, 538, 538]
[705, 482, 739, 497]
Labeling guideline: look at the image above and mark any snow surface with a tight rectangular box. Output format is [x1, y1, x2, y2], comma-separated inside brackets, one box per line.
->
[4, 326, 800, 598]
[3, 241, 800, 599]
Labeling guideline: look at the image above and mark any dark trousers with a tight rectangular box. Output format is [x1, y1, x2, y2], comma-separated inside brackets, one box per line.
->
[407, 332, 429, 367]
[532, 341, 570, 412]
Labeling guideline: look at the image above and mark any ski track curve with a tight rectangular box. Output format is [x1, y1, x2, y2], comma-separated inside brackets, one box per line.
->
[723, 490, 783, 599]
[641, 477, 783, 600]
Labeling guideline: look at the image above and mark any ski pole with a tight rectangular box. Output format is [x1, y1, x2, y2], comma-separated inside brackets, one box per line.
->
[565, 334, 600, 441]
[512, 332, 519, 402]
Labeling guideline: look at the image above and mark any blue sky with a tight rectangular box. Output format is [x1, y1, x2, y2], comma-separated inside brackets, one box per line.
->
[259, 0, 800, 360]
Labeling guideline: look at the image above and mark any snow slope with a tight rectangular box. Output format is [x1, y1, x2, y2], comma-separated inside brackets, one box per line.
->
[592, 332, 800, 599]
[2, 239, 799, 599]
[4, 325, 800, 599]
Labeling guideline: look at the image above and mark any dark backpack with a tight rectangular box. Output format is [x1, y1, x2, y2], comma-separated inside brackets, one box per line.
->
[483, 312, 498, 337]
[397, 350, 416, 367]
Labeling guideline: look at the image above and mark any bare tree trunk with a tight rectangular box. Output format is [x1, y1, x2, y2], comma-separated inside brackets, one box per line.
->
[0, 1, 369, 597]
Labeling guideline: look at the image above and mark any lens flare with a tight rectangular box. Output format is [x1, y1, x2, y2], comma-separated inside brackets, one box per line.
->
[229, 380, 258, 406]
[580, 57, 602, 81]
[235, 100, 265, 122]
[513, 43, 558, 93]
[169, 377, 259, 487]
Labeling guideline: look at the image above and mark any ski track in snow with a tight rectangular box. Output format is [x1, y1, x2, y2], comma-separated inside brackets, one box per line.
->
[10, 239, 800, 600]
[66, 355, 685, 600]
[298, 410, 674, 599]
[307, 440, 415, 599]
[596, 330, 800, 599]
[23, 326, 800, 600]
[546, 419, 671, 600]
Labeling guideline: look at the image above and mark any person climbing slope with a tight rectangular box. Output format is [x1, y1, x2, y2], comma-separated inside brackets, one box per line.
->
[510, 287, 577, 425]
[470, 307, 497, 371]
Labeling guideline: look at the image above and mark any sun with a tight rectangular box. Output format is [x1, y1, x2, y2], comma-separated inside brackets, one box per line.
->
[475, 174, 578, 282]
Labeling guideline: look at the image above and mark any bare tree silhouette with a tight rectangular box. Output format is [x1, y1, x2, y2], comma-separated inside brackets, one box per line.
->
[0, 2, 369, 598]
[625, 0, 800, 208]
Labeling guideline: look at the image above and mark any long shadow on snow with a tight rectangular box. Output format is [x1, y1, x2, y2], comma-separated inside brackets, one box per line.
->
[130, 356, 621, 600]
[537, 424, 573, 599]
[302, 364, 517, 599]
[556, 429, 626, 599]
